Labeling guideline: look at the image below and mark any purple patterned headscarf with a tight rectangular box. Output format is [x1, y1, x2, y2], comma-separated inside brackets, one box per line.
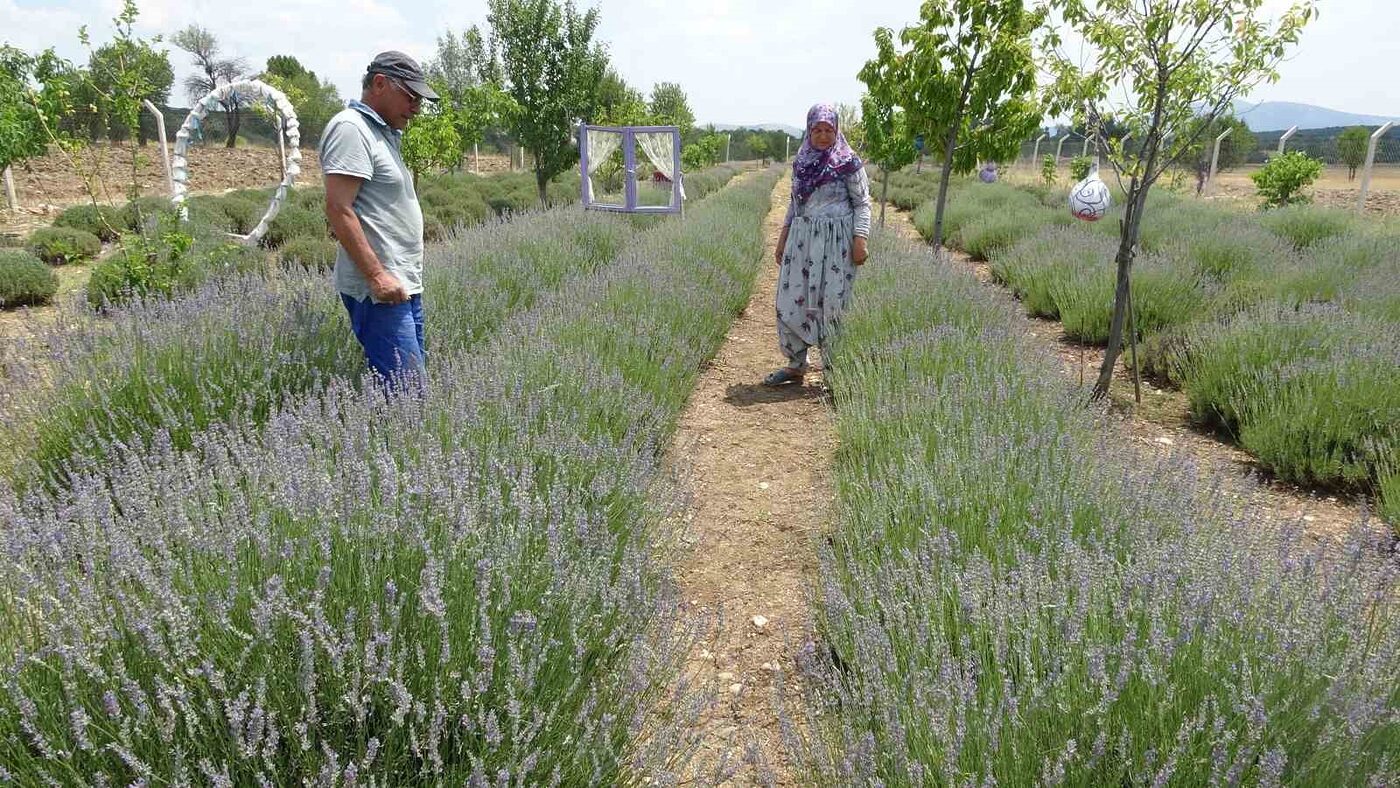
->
[791, 103, 863, 204]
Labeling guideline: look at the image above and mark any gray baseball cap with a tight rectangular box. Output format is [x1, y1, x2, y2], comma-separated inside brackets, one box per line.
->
[366, 51, 440, 101]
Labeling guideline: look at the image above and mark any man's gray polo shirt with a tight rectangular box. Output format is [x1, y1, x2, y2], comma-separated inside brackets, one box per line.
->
[318, 100, 424, 302]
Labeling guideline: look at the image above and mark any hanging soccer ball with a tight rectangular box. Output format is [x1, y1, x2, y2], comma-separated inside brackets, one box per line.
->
[1069, 164, 1111, 222]
[978, 163, 998, 183]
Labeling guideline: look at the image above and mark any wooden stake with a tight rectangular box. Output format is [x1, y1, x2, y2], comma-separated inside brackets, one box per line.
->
[1127, 284, 1143, 404]
[2, 166, 16, 212]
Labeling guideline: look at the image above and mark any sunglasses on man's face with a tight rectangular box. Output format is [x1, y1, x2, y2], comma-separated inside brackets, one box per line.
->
[388, 78, 423, 106]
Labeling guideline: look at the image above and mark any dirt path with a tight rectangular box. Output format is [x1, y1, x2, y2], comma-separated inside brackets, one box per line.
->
[669, 174, 832, 784]
[883, 207, 1379, 543]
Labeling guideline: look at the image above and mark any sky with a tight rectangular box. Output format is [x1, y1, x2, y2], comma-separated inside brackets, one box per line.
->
[3, 0, 1397, 129]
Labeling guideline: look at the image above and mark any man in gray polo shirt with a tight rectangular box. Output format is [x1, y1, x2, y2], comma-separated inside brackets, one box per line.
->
[320, 51, 439, 385]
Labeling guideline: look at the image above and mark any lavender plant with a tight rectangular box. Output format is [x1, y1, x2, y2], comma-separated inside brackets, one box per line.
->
[789, 231, 1400, 784]
[0, 169, 781, 782]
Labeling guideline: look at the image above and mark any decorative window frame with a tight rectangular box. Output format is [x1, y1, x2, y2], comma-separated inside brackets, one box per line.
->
[578, 124, 682, 214]
[172, 79, 301, 246]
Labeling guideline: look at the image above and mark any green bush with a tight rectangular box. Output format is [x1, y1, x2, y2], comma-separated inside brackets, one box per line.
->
[25, 226, 102, 265]
[122, 195, 178, 233]
[86, 219, 265, 308]
[215, 197, 264, 236]
[1041, 154, 1056, 186]
[278, 236, 338, 271]
[1258, 204, 1355, 248]
[1251, 151, 1324, 208]
[53, 203, 123, 241]
[259, 206, 328, 249]
[0, 249, 59, 308]
[1068, 155, 1092, 181]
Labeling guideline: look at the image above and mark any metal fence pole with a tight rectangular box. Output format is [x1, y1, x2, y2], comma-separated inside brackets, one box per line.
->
[1081, 136, 1091, 159]
[1277, 125, 1298, 156]
[1055, 135, 1069, 163]
[1356, 121, 1395, 212]
[1031, 133, 1047, 169]
[1205, 128, 1231, 196]
[1, 166, 16, 211]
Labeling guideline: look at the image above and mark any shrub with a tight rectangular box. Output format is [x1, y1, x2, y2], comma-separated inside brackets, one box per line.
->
[53, 203, 123, 241]
[121, 195, 178, 233]
[259, 205, 328, 249]
[1258, 204, 1355, 248]
[215, 197, 264, 235]
[278, 236, 338, 271]
[1041, 153, 1056, 186]
[25, 226, 102, 265]
[1068, 155, 1092, 181]
[1251, 151, 1323, 208]
[1181, 223, 1293, 282]
[0, 249, 59, 308]
[86, 228, 196, 308]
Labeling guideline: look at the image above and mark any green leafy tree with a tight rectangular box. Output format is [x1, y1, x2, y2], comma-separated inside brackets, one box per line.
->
[1338, 125, 1370, 181]
[862, 0, 1046, 250]
[403, 90, 465, 187]
[1, 46, 75, 199]
[1041, 153, 1056, 185]
[260, 55, 341, 145]
[1251, 150, 1323, 208]
[488, 0, 608, 204]
[681, 133, 724, 171]
[86, 38, 172, 145]
[595, 68, 648, 126]
[1185, 115, 1255, 194]
[171, 25, 248, 148]
[1045, 0, 1315, 398]
[427, 27, 517, 167]
[836, 102, 866, 152]
[860, 91, 917, 226]
[648, 82, 694, 135]
[748, 135, 770, 162]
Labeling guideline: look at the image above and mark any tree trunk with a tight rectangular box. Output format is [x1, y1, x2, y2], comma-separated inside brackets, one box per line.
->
[1093, 184, 1147, 398]
[879, 166, 889, 227]
[536, 168, 549, 207]
[225, 106, 240, 148]
[930, 119, 961, 250]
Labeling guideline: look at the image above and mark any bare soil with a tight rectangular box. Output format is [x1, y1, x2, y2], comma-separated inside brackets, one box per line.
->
[883, 207, 1379, 544]
[1, 142, 517, 238]
[1210, 164, 1400, 216]
[668, 174, 831, 785]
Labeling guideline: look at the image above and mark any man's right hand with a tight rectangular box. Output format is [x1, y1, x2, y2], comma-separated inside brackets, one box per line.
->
[369, 271, 409, 304]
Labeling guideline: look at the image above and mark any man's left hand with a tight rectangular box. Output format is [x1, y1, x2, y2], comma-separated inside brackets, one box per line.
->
[853, 236, 869, 266]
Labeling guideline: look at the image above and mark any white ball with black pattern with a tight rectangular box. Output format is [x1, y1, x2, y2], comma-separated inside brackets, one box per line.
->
[1069, 165, 1112, 222]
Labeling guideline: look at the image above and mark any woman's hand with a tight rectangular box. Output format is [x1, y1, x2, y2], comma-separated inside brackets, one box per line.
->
[853, 236, 868, 266]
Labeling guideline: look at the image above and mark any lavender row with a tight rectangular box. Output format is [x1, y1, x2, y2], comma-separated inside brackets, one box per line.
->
[788, 231, 1400, 784]
[0, 168, 779, 782]
[917, 180, 1399, 523]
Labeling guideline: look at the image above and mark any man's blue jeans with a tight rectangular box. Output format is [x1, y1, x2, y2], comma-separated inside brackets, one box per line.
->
[341, 293, 426, 385]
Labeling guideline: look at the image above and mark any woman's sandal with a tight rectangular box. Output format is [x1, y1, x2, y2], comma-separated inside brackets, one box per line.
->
[762, 367, 806, 387]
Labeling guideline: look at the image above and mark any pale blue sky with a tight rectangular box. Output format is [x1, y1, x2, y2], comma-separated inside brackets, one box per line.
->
[3, 0, 1394, 128]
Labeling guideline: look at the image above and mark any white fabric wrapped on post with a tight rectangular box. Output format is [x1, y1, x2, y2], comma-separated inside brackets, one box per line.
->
[172, 79, 301, 245]
[1069, 163, 1112, 222]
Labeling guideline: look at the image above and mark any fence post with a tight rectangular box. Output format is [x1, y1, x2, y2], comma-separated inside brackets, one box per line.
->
[1277, 125, 1298, 156]
[1055, 134, 1069, 163]
[1030, 133, 1047, 169]
[1357, 121, 1395, 212]
[1205, 128, 1231, 196]
[725, 134, 731, 163]
[473, 143, 479, 173]
[1081, 136, 1091, 159]
[1, 166, 15, 212]
[143, 99, 175, 197]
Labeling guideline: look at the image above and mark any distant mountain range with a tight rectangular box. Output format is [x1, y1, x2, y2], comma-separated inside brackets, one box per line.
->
[1233, 101, 1400, 132]
[707, 122, 804, 138]
[712, 102, 1400, 138]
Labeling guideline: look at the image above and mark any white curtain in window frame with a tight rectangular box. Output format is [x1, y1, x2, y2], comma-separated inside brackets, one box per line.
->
[637, 131, 684, 200]
[585, 129, 623, 204]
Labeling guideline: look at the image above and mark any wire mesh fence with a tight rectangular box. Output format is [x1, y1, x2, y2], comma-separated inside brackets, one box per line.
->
[1004, 127, 1400, 215]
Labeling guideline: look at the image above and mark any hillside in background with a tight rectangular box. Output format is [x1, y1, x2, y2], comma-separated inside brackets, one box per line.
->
[1234, 100, 1400, 132]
